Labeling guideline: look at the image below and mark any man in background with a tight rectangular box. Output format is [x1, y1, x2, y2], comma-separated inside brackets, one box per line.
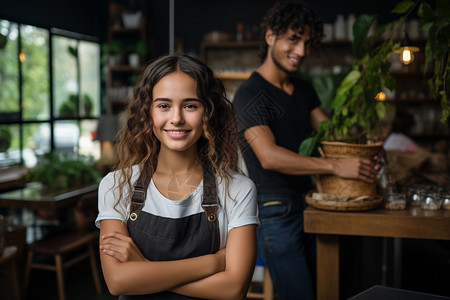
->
[233, 1, 380, 299]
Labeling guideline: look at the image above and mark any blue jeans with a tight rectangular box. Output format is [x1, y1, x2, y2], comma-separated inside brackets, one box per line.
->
[257, 194, 316, 300]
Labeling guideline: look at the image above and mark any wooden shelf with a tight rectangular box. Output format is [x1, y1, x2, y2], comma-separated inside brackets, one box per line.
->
[200, 40, 260, 48]
[109, 65, 143, 72]
[215, 72, 251, 80]
[387, 98, 436, 104]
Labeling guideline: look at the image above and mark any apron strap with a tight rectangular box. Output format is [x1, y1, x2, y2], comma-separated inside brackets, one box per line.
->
[129, 171, 151, 222]
[202, 161, 218, 223]
[130, 161, 218, 223]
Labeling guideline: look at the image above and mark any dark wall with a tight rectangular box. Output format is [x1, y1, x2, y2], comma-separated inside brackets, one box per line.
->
[172, 0, 398, 57]
[0, 0, 107, 40]
[0, 0, 399, 56]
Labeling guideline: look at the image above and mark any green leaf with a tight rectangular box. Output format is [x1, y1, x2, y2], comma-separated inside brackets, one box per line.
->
[68, 46, 78, 58]
[353, 15, 377, 58]
[391, 0, 415, 14]
[342, 106, 348, 116]
[299, 137, 316, 156]
[418, 1, 435, 22]
[333, 94, 347, 109]
[375, 101, 386, 119]
[336, 70, 361, 97]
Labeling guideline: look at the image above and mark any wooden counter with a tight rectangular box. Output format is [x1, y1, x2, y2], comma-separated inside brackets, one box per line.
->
[304, 206, 450, 300]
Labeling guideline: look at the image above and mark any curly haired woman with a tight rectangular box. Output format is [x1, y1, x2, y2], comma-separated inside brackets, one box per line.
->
[95, 54, 259, 299]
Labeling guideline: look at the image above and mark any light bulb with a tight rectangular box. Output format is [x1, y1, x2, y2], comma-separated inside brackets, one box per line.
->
[375, 91, 386, 101]
[400, 47, 414, 65]
[19, 48, 26, 63]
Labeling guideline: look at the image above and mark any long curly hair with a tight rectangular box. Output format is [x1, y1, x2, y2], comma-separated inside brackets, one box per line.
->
[259, 0, 324, 63]
[112, 54, 240, 207]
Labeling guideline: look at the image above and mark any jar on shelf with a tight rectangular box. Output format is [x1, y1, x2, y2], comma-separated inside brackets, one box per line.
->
[384, 192, 406, 210]
[440, 191, 450, 210]
[420, 189, 443, 210]
[406, 185, 424, 207]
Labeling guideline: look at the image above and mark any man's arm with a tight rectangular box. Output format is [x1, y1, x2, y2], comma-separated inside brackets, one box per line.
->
[244, 124, 379, 183]
[310, 106, 330, 131]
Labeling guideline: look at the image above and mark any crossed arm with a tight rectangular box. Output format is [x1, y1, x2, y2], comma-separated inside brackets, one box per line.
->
[99, 219, 257, 299]
[244, 107, 380, 182]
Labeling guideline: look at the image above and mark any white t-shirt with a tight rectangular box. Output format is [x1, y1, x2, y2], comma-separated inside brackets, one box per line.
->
[384, 133, 419, 152]
[95, 166, 259, 248]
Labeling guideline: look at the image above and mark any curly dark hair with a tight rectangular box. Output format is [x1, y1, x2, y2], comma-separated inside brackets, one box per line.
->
[259, 0, 324, 63]
[112, 54, 239, 207]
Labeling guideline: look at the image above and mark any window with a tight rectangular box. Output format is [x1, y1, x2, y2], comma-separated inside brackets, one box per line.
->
[0, 20, 101, 167]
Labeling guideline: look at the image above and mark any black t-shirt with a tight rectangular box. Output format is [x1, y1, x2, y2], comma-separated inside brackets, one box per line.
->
[233, 72, 321, 194]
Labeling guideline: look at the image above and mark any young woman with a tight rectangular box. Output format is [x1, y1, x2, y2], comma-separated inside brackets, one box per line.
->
[95, 54, 259, 299]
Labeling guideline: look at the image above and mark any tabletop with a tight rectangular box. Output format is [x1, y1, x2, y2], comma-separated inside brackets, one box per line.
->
[304, 205, 450, 240]
[304, 205, 450, 300]
[0, 182, 98, 209]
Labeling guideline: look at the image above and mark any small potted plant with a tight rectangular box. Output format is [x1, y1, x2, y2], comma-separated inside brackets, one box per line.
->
[102, 40, 123, 66]
[128, 40, 147, 67]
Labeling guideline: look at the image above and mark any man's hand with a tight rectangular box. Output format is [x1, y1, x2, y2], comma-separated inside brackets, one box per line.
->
[100, 231, 147, 262]
[331, 156, 381, 183]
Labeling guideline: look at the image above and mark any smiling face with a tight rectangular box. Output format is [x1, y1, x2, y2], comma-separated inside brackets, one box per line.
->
[151, 71, 205, 155]
[267, 26, 311, 74]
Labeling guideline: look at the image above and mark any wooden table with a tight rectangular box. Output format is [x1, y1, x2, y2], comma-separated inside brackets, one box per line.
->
[303, 206, 450, 300]
[0, 182, 98, 209]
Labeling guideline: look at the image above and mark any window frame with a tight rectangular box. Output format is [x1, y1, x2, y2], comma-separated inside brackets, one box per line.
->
[0, 20, 101, 167]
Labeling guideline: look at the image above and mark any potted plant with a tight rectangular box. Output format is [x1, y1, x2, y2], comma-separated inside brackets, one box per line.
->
[127, 40, 147, 67]
[83, 94, 94, 117]
[27, 152, 100, 192]
[0, 126, 12, 153]
[102, 40, 123, 66]
[58, 93, 78, 118]
[301, 0, 449, 198]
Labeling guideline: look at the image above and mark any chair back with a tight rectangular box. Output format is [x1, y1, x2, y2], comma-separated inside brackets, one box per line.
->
[73, 191, 98, 233]
[0, 214, 5, 254]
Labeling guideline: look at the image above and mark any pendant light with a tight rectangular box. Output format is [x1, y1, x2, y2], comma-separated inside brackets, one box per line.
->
[394, 30, 419, 65]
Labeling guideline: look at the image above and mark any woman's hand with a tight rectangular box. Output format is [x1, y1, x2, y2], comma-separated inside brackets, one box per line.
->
[100, 231, 147, 262]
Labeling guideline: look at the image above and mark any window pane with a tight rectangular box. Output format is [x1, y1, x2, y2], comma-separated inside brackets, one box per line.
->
[22, 123, 43, 167]
[79, 41, 100, 117]
[53, 36, 78, 118]
[80, 119, 100, 160]
[21, 25, 50, 121]
[30, 123, 51, 156]
[54, 120, 80, 154]
[0, 20, 19, 119]
[0, 124, 20, 167]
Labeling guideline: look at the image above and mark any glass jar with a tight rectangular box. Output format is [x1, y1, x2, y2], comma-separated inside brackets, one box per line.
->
[441, 192, 450, 210]
[407, 186, 423, 207]
[384, 192, 406, 210]
[420, 190, 443, 210]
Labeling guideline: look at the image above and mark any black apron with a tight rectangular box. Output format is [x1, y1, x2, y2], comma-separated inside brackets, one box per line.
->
[119, 163, 220, 299]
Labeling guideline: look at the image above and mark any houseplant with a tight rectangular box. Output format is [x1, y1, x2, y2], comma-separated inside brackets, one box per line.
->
[127, 40, 147, 67]
[27, 152, 100, 192]
[301, 0, 449, 198]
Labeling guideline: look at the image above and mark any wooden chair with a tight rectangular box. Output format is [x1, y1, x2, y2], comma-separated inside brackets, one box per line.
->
[0, 245, 21, 300]
[24, 190, 102, 300]
[246, 251, 275, 300]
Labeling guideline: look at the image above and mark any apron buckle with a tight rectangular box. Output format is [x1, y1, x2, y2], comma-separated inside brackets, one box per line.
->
[202, 204, 218, 223]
